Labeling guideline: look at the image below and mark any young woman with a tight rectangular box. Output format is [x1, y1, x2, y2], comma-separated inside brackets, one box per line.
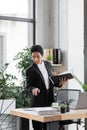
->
[26, 45, 67, 130]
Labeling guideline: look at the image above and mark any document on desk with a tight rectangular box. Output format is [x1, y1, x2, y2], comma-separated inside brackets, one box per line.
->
[24, 107, 58, 115]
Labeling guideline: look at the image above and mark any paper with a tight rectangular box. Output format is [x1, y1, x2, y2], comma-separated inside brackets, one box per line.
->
[24, 107, 57, 115]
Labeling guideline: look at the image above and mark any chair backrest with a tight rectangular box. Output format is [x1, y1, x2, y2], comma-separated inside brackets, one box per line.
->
[56, 89, 81, 109]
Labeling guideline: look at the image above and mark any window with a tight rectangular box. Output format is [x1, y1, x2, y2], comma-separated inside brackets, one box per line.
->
[0, 0, 35, 84]
[0, 0, 33, 18]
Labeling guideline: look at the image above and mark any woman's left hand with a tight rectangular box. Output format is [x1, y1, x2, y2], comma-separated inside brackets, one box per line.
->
[59, 77, 68, 87]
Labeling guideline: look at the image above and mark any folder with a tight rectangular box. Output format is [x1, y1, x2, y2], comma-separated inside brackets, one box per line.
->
[51, 71, 73, 85]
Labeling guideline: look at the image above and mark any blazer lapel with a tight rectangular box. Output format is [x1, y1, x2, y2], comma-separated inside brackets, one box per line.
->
[44, 61, 54, 85]
[44, 61, 51, 76]
[33, 63, 46, 87]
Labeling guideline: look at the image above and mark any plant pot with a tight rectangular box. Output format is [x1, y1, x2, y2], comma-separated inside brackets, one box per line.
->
[60, 103, 66, 113]
[60, 107, 66, 113]
[0, 98, 16, 130]
[0, 98, 16, 114]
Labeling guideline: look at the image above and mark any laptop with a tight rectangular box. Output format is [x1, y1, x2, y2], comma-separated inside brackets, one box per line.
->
[71, 92, 87, 110]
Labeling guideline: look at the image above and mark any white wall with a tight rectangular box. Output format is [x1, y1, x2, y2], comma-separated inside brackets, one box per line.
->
[68, 0, 84, 91]
[35, 0, 84, 130]
[36, 0, 63, 49]
[36, 0, 53, 48]
[0, 33, 6, 68]
[68, 0, 84, 129]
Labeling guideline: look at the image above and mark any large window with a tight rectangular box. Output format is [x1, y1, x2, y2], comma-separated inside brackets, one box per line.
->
[0, 0, 35, 84]
[0, 0, 33, 18]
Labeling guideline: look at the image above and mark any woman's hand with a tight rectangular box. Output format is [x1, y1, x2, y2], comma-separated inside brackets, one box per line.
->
[32, 88, 40, 96]
[59, 77, 68, 87]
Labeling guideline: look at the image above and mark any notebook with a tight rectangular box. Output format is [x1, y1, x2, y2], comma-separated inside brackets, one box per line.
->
[71, 92, 87, 110]
[51, 71, 73, 85]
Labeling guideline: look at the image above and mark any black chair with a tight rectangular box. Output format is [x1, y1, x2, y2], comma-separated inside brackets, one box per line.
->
[55, 89, 82, 130]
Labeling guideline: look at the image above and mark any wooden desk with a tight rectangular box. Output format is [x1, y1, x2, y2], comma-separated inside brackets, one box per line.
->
[10, 108, 87, 130]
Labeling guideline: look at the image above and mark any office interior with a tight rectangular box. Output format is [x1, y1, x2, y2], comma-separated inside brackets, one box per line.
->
[0, 0, 86, 130]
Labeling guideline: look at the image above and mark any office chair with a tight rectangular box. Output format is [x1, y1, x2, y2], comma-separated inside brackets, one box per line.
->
[55, 89, 82, 130]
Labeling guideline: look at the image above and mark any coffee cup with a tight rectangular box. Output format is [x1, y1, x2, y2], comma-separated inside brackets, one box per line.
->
[52, 102, 59, 107]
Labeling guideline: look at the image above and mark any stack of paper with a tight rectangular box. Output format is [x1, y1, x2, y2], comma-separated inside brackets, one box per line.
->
[24, 107, 57, 115]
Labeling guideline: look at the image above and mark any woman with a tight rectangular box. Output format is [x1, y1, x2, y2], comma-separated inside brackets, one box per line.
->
[26, 45, 67, 130]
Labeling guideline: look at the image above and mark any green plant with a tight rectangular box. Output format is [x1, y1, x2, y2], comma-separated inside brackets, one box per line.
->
[0, 63, 17, 99]
[60, 103, 66, 113]
[73, 75, 87, 91]
[13, 47, 33, 107]
[13, 47, 33, 78]
[13, 86, 30, 108]
[46, 55, 53, 61]
[60, 103, 66, 108]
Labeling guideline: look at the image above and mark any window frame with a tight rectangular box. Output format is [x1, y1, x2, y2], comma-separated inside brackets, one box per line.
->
[0, 0, 36, 45]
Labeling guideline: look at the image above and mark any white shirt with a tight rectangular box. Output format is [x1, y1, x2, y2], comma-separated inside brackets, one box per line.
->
[37, 61, 49, 89]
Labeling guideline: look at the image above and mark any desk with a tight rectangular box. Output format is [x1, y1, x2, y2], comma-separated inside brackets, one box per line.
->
[10, 108, 87, 130]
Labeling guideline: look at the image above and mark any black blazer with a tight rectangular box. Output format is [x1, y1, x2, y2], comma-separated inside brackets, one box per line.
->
[26, 60, 60, 107]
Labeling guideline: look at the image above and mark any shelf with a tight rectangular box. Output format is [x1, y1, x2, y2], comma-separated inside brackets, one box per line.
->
[51, 64, 62, 67]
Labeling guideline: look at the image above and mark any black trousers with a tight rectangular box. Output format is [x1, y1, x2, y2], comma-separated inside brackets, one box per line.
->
[32, 120, 47, 130]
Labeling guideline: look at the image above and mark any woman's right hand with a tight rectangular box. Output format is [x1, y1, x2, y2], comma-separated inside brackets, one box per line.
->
[32, 88, 40, 96]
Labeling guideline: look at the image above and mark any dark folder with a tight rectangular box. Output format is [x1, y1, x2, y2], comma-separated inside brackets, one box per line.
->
[51, 72, 73, 85]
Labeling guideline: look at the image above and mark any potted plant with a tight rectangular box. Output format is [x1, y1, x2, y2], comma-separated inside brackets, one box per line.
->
[0, 63, 17, 99]
[13, 47, 33, 80]
[44, 49, 53, 63]
[0, 63, 18, 113]
[46, 55, 53, 63]
[13, 47, 32, 106]
[0, 62, 19, 130]
[60, 103, 66, 113]
[13, 47, 33, 130]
